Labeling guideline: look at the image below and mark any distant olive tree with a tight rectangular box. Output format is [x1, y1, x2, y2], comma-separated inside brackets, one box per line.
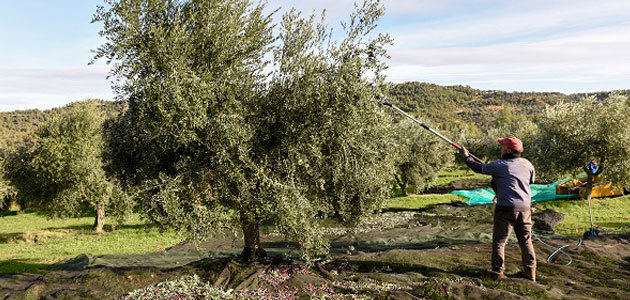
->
[95, 0, 394, 261]
[0, 162, 10, 211]
[468, 109, 539, 161]
[529, 95, 630, 201]
[392, 119, 453, 196]
[4, 101, 131, 232]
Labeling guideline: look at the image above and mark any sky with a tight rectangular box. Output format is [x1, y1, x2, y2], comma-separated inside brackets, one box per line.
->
[1, 0, 629, 111]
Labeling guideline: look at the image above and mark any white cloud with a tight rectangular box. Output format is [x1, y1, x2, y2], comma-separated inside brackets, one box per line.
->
[1, 0, 629, 111]
[391, 1, 630, 46]
[383, 0, 630, 92]
[270, 0, 482, 21]
[0, 66, 113, 111]
[391, 27, 630, 66]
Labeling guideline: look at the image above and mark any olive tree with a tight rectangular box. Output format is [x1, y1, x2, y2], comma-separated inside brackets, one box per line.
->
[0, 165, 10, 211]
[392, 119, 453, 196]
[467, 107, 540, 161]
[529, 95, 630, 201]
[95, 0, 394, 261]
[4, 101, 130, 232]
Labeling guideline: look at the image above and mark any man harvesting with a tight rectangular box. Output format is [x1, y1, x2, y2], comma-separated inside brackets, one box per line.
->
[460, 136, 536, 282]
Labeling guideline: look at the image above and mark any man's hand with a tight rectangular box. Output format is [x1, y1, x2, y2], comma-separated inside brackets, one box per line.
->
[459, 147, 470, 158]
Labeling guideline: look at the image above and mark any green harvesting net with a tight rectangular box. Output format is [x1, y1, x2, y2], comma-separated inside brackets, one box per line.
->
[453, 179, 578, 206]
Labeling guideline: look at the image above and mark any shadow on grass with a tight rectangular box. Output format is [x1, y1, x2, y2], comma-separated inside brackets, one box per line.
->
[0, 259, 50, 274]
[0, 210, 19, 217]
[0, 232, 21, 243]
[379, 208, 421, 213]
[0, 224, 156, 245]
[424, 178, 492, 194]
[44, 223, 150, 232]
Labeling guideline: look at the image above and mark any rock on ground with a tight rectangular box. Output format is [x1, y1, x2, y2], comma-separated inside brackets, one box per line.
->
[532, 209, 565, 232]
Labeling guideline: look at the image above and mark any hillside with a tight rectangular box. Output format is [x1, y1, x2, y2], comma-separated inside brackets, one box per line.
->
[0, 100, 124, 151]
[388, 82, 630, 128]
[0, 84, 628, 150]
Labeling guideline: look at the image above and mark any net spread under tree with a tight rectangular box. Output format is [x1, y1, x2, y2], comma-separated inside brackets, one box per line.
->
[95, 0, 395, 261]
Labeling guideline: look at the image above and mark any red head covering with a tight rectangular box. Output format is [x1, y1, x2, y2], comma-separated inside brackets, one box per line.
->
[498, 136, 524, 153]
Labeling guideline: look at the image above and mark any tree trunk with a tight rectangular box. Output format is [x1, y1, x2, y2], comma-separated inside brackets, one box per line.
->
[240, 211, 266, 263]
[395, 175, 408, 196]
[93, 204, 105, 233]
[400, 181, 408, 196]
[9, 201, 21, 211]
[331, 198, 342, 219]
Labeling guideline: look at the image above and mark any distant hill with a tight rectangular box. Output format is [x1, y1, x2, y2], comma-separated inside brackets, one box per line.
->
[1, 84, 628, 150]
[388, 82, 630, 128]
[0, 100, 125, 151]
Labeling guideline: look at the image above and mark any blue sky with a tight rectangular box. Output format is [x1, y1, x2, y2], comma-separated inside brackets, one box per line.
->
[1, 0, 629, 111]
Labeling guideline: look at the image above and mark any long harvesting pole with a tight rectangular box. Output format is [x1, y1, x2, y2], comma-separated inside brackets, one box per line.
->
[382, 102, 485, 164]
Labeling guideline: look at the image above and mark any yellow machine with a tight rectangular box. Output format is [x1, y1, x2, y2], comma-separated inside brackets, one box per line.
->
[556, 177, 624, 198]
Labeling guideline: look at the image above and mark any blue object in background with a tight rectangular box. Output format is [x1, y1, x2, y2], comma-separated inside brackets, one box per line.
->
[588, 160, 598, 174]
[453, 178, 578, 206]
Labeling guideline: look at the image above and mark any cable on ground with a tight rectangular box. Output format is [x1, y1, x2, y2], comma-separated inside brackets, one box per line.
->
[533, 232, 577, 266]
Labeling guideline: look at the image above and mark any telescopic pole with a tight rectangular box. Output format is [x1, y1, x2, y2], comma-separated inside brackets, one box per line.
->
[382, 102, 485, 164]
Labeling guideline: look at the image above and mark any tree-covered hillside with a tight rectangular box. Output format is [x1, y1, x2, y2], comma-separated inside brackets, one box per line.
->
[0, 109, 47, 150]
[388, 82, 630, 128]
[1, 84, 628, 149]
[0, 100, 125, 151]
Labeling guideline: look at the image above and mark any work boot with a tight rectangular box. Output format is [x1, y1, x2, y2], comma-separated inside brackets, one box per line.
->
[524, 267, 536, 282]
[492, 269, 504, 281]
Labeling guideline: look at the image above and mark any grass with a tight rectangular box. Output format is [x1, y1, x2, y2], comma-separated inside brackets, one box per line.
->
[1, 166, 626, 277]
[385, 194, 466, 210]
[388, 168, 630, 237]
[385, 167, 481, 210]
[433, 167, 487, 187]
[535, 196, 630, 236]
[392, 167, 487, 197]
[386, 194, 630, 237]
[0, 211, 184, 273]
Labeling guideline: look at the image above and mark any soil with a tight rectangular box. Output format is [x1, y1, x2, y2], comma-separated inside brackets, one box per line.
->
[1, 203, 629, 299]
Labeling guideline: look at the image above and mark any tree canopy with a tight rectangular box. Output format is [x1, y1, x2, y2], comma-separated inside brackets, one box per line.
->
[530, 95, 630, 188]
[391, 119, 453, 196]
[96, 0, 395, 261]
[4, 101, 130, 232]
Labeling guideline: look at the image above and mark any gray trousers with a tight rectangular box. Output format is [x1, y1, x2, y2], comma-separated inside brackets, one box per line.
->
[492, 207, 537, 272]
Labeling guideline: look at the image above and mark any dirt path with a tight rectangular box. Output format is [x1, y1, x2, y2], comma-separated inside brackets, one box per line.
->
[1, 204, 629, 299]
